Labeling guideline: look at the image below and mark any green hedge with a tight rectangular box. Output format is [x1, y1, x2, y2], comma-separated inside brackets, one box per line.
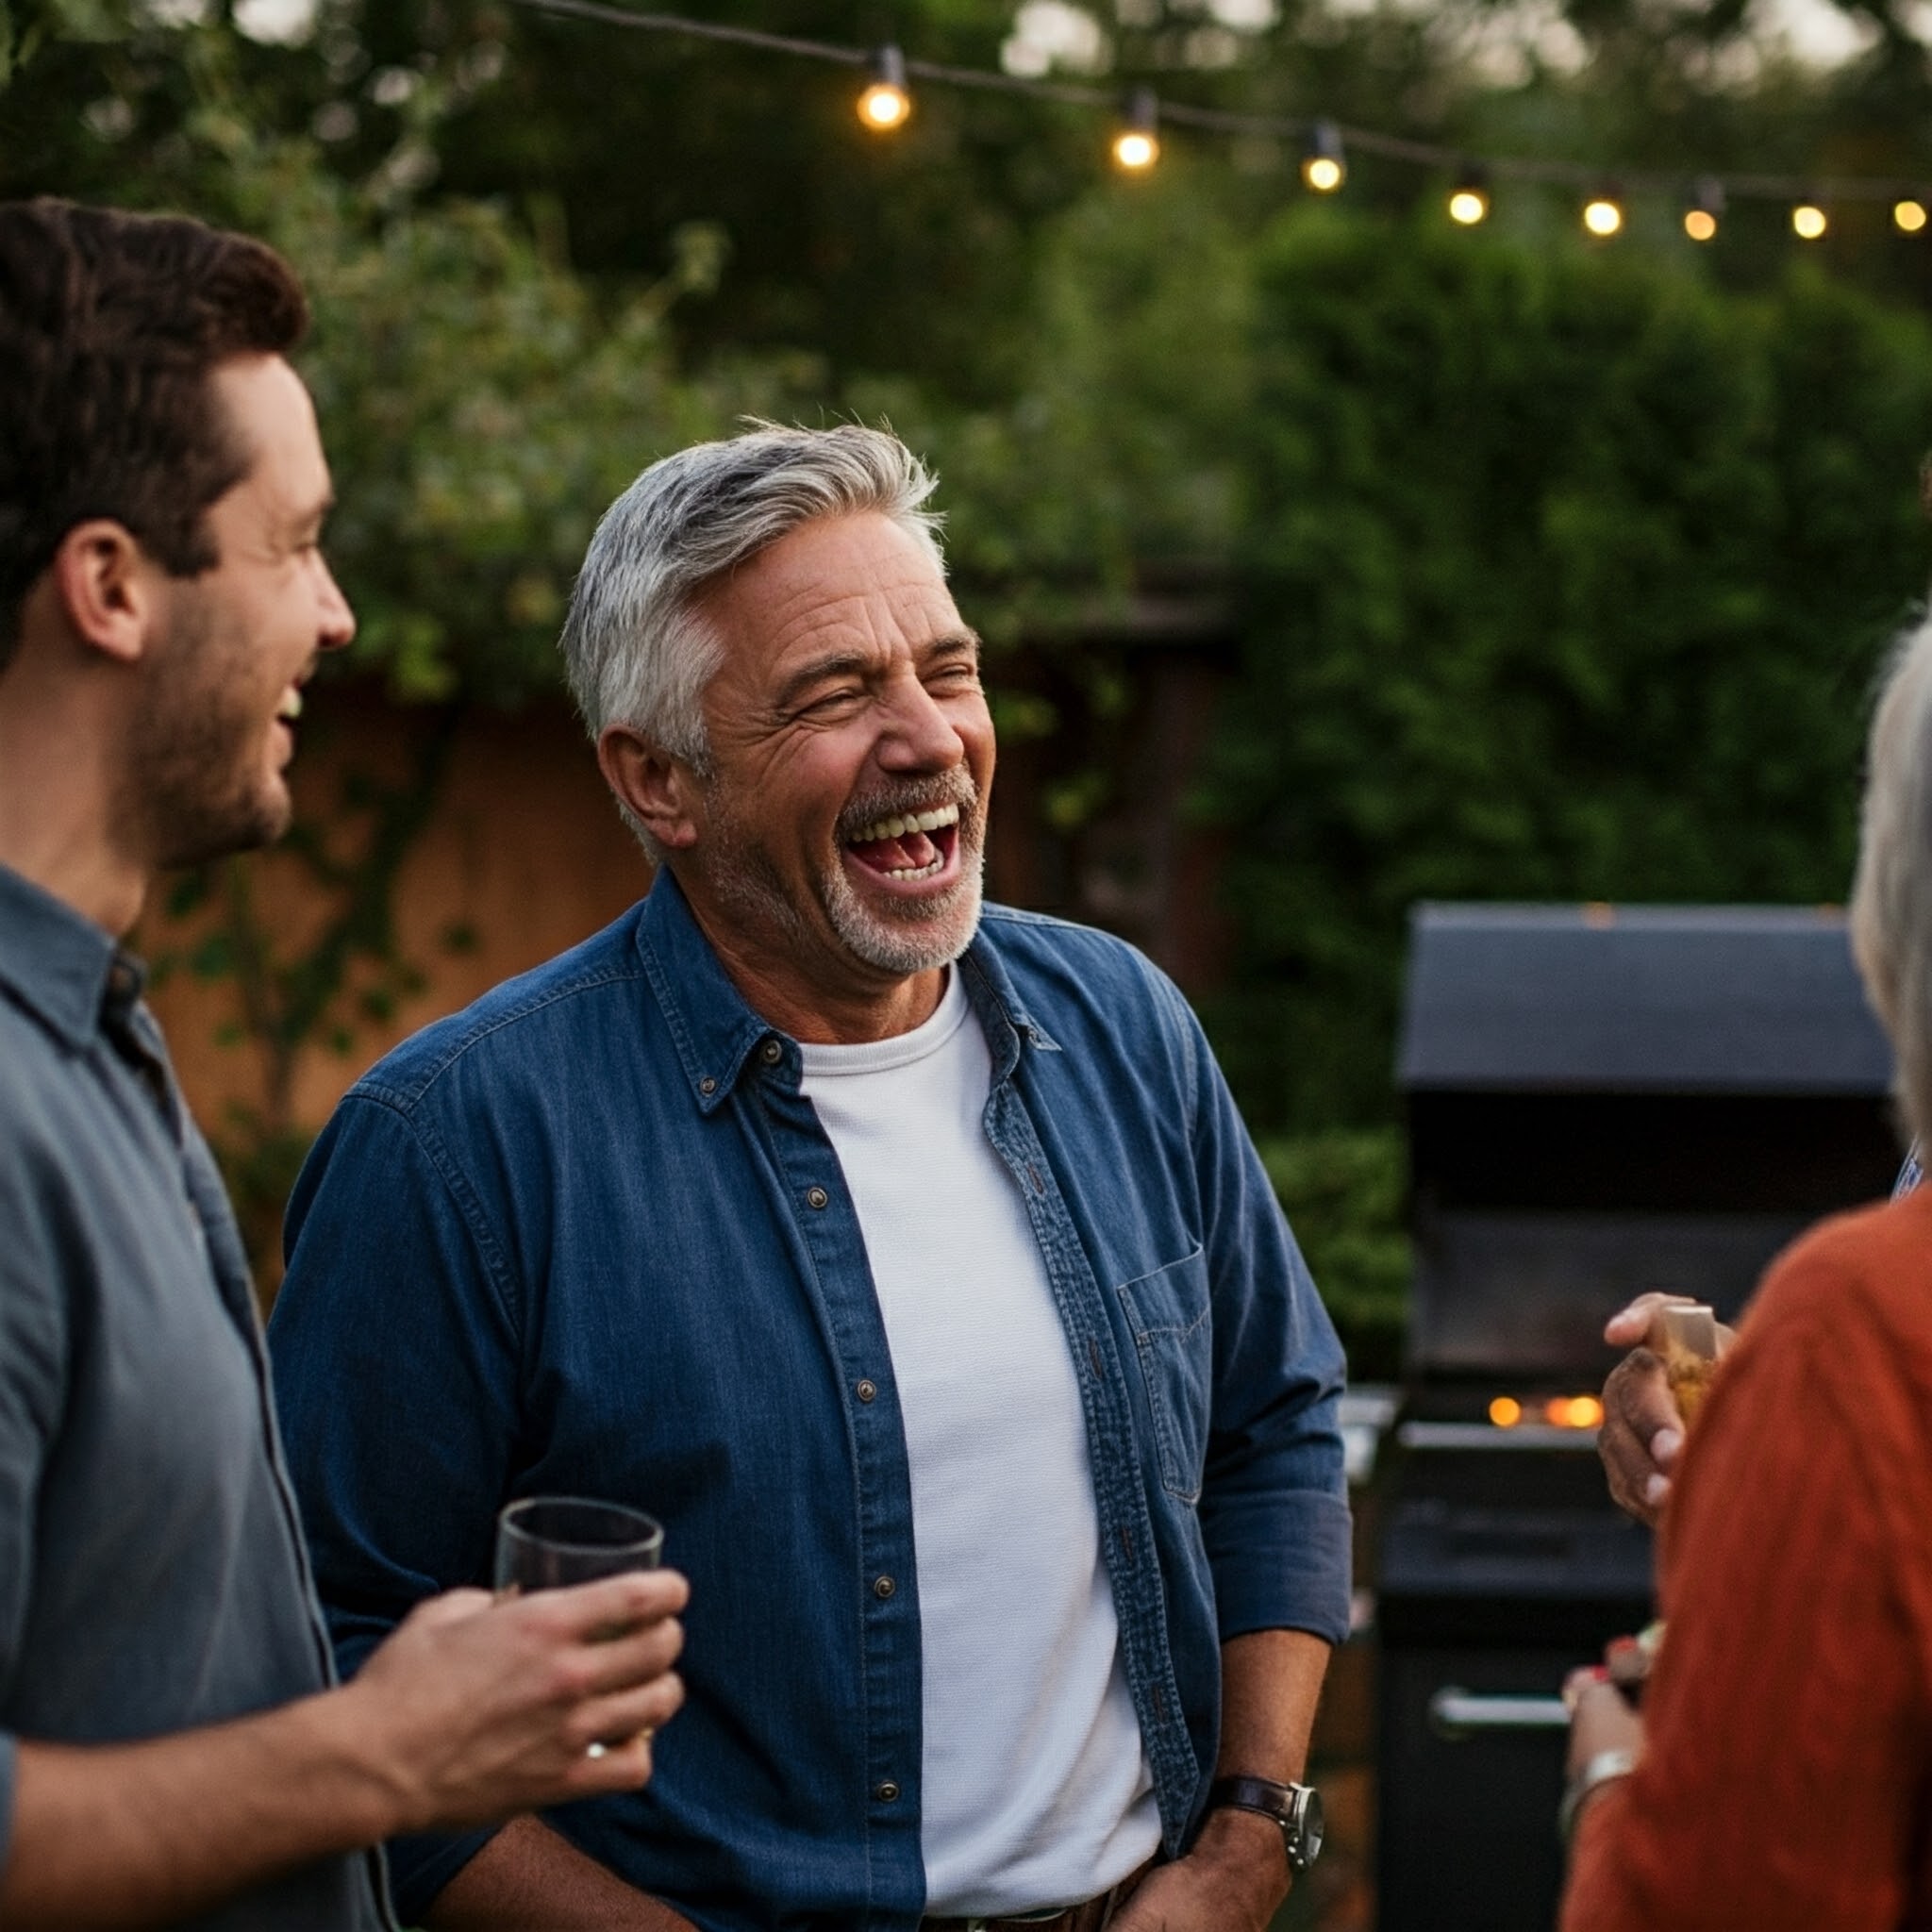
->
[1205, 209, 1932, 1132]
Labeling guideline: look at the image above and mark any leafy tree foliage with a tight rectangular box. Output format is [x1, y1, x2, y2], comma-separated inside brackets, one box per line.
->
[1203, 206, 1932, 1130]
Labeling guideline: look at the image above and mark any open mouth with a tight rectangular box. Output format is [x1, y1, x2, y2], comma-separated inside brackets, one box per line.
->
[841, 802, 962, 883]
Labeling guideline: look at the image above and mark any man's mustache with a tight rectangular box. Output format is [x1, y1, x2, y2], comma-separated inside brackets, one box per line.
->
[836, 773, 979, 843]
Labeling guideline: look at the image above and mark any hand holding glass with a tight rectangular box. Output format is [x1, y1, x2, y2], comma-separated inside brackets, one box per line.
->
[495, 1497, 668, 1758]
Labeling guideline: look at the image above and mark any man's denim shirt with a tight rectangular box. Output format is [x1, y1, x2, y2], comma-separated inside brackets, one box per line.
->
[269, 874, 1351, 1932]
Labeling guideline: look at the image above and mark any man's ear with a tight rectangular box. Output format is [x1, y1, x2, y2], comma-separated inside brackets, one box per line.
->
[48, 521, 160, 666]
[598, 724, 704, 852]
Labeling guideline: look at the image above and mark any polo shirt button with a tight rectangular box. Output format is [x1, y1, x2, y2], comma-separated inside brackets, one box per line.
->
[856, 1378, 877, 1403]
[873, 1574, 895, 1600]
[807, 1186, 829, 1210]
[760, 1038, 783, 1065]
[874, 1781, 901, 1803]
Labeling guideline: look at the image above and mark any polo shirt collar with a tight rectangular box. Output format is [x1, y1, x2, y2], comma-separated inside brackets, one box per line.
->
[0, 860, 129, 1051]
[634, 870, 1057, 1114]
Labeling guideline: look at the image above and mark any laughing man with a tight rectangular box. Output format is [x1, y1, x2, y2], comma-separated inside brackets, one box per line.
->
[267, 424, 1352, 1932]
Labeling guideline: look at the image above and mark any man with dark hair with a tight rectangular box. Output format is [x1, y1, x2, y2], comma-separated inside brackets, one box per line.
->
[0, 198, 689, 1931]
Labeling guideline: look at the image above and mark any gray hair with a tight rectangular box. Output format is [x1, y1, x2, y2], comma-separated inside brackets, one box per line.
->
[1852, 607, 1932, 1143]
[558, 423, 945, 842]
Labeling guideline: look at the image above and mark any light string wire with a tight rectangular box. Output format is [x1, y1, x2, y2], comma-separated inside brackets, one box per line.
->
[496, 0, 1928, 207]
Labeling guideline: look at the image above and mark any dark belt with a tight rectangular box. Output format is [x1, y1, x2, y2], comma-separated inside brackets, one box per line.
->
[920, 1857, 1155, 1932]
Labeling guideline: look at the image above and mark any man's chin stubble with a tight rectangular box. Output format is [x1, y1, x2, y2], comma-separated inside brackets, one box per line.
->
[819, 838, 985, 977]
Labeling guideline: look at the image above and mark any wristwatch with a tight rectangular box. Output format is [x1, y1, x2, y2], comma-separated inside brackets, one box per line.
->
[1208, 1774, 1324, 1874]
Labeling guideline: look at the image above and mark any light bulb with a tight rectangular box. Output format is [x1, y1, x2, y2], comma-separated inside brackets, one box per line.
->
[1301, 120, 1345, 193]
[1792, 202, 1827, 241]
[1582, 196, 1623, 238]
[857, 46, 910, 131]
[1112, 89, 1159, 173]
[1896, 198, 1928, 234]
[1684, 176, 1724, 242]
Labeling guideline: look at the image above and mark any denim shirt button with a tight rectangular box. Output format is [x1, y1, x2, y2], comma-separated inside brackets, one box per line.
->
[698, 1076, 717, 1095]
[759, 1038, 783, 1065]
[856, 1378, 877, 1403]
[874, 1780, 901, 1803]
[873, 1574, 895, 1599]
[806, 1186, 829, 1210]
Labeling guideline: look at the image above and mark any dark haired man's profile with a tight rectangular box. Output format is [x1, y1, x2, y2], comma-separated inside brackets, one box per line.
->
[0, 199, 688, 1930]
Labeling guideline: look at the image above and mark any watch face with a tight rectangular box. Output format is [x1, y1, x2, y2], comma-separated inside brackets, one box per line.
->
[1295, 1787, 1324, 1869]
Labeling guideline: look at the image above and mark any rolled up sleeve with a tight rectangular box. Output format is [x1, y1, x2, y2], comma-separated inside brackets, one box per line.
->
[1173, 986, 1352, 1646]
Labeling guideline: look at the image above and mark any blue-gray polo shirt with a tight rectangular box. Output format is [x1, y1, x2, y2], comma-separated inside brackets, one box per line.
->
[0, 861, 390, 1930]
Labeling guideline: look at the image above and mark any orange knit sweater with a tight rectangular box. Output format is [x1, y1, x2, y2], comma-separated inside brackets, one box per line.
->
[1561, 1187, 1932, 1931]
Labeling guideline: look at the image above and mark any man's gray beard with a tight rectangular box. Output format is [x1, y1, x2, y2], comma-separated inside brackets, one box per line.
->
[820, 836, 984, 974]
[702, 784, 986, 978]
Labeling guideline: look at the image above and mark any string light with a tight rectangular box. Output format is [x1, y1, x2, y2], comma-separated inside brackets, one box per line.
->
[494, 0, 1932, 243]
[1302, 119, 1345, 194]
[1684, 175, 1724, 242]
[1448, 164, 1491, 226]
[1112, 87, 1159, 173]
[1582, 184, 1624, 238]
[857, 44, 910, 131]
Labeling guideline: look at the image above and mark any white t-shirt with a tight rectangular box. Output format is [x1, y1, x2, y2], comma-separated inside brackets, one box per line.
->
[798, 971, 1161, 1916]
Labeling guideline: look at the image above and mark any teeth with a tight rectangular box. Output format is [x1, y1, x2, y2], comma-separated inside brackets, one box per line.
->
[277, 689, 304, 722]
[850, 803, 960, 845]
[885, 856, 946, 880]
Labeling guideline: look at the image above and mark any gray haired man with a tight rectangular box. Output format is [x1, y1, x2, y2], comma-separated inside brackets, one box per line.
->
[269, 424, 1352, 1932]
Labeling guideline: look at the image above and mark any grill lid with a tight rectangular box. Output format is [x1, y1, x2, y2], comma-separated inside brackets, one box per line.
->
[1398, 903, 1891, 1096]
[1395, 904, 1899, 1382]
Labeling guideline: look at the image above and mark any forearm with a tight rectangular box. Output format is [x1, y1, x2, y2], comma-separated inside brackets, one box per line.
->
[425, 1817, 695, 1931]
[1111, 1629, 1334, 1932]
[1200, 1628, 1334, 1904]
[0, 1690, 394, 1930]
[1216, 1625, 1331, 1782]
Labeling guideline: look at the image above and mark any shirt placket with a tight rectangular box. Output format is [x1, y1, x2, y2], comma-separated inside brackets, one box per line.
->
[745, 1030, 927, 1927]
[979, 1044, 1201, 1853]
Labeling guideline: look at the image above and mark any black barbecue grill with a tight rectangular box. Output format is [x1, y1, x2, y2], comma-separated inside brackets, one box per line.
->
[1374, 903, 1898, 1932]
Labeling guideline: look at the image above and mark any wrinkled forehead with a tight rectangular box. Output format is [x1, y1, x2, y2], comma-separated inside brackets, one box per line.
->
[698, 511, 962, 686]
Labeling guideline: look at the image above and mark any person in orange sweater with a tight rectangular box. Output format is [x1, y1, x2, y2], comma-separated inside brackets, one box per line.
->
[1557, 612, 1932, 1930]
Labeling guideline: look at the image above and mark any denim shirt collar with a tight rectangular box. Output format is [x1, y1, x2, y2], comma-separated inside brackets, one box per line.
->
[0, 860, 138, 1052]
[633, 871, 1058, 1115]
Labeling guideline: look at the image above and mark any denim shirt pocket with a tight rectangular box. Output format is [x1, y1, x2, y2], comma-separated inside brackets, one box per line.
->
[1117, 1245, 1212, 1505]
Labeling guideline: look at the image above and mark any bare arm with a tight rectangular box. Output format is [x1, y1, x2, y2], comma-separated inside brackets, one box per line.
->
[1110, 1628, 1332, 1932]
[0, 1573, 687, 1930]
[425, 1816, 697, 1931]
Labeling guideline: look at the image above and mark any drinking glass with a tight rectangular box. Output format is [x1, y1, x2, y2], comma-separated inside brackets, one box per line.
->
[493, 1495, 665, 1595]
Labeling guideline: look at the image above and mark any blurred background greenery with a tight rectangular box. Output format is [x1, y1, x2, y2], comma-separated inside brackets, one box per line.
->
[6, 0, 1932, 1370]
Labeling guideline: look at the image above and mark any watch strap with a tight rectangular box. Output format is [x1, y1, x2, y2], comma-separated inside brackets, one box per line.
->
[1208, 1774, 1318, 1873]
